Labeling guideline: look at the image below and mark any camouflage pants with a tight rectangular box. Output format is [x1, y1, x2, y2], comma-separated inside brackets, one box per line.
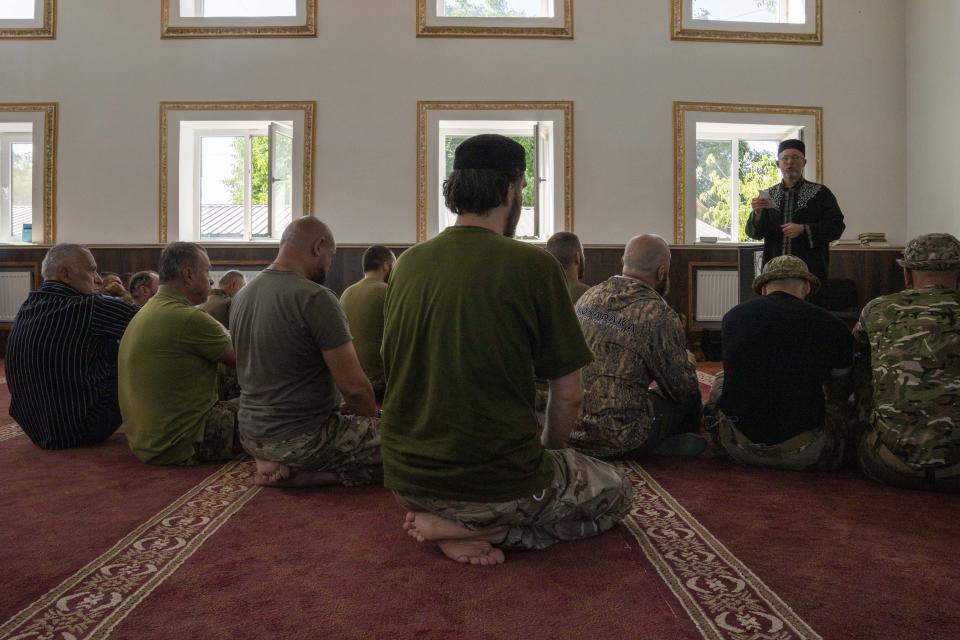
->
[218, 364, 241, 402]
[182, 398, 244, 465]
[240, 413, 382, 487]
[393, 448, 633, 551]
[858, 430, 960, 492]
[704, 372, 848, 471]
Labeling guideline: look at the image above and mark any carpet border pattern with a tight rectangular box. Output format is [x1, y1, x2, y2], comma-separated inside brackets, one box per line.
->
[620, 460, 821, 640]
[0, 459, 260, 640]
[0, 422, 22, 442]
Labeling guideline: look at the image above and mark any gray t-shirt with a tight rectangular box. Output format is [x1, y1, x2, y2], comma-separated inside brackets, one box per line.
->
[230, 269, 352, 442]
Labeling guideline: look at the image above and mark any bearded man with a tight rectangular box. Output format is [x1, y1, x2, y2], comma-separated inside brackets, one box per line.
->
[381, 134, 631, 566]
[571, 234, 704, 458]
[229, 217, 382, 488]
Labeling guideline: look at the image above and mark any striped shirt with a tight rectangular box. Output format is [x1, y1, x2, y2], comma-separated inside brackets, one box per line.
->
[7, 280, 139, 449]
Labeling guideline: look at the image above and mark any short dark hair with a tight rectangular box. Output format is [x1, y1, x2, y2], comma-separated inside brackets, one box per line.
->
[158, 242, 205, 283]
[546, 232, 583, 268]
[362, 245, 394, 272]
[443, 168, 523, 216]
[129, 270, 156, 292]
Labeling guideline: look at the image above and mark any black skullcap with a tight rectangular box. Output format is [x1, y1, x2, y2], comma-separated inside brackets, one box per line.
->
[453, 134, 526, 174]
[778, 139, 806, 156]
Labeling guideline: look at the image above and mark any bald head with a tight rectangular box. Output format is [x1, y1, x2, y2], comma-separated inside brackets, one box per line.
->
[280, 216, 333, 251]
[275, 216, 336, 285]
[623, 235, 670, 274]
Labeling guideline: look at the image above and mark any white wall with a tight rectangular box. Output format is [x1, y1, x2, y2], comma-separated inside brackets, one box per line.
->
[906, 0, 960, 240]
[0, 0, 908, 245]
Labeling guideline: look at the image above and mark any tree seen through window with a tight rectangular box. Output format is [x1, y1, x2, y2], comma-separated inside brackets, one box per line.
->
[696, 140, 779, 242]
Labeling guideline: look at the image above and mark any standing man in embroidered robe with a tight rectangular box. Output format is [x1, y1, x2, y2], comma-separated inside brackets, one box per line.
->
[747, 139, 845, 303]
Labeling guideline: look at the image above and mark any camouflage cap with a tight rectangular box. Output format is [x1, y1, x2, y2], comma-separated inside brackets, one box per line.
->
[896, 233, 960, 271]
[752, 255, 821, 295]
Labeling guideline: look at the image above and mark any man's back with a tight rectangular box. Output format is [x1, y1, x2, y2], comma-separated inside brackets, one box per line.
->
[719, 292, 853, 444]
[119, 286, 231, 464]
[572, 276, 699, 456]
[340, 278, 387, 381]
[381, 226, 591, 503]
[7, 281, 137, 448]
[230, 270, 352, 442]
[197, 289, 231, 328]
[856, 287, 960, 468]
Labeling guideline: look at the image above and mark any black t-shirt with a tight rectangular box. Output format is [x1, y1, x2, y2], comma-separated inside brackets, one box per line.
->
[717, 291, 853, 445]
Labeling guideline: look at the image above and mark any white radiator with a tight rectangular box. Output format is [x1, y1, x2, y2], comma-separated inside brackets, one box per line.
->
[695, 269, 739, 323]
[0, 271, 33, 322]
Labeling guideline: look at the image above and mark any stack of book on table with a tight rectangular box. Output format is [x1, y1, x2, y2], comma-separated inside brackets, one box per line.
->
[858, 232, 888, 246]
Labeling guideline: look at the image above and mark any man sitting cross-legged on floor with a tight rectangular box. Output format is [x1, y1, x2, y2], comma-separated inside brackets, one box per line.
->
[703, 255, 854, 471]
[853, 233, 960, 491]
[545, 231, 590, 305]
[230, 217, 382, 488]
[381, 134, 632, 566]
[197, 269, 246, 329]
[7, 244, 139, 449]
[340, 244, 396, 402]
[571, 234, 705, 459]
[119, 242, 243, 465]
[128, 270, 159, 306]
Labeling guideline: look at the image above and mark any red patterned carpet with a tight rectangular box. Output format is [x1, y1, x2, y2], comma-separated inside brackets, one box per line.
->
[1, 363, 958, 639]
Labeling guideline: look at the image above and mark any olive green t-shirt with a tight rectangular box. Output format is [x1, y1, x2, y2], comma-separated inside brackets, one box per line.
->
[231, 270, 353, 443]
[197, 288, 232, 329]
[381, 226, 593, 502]
[568, 280, 590, 305]
[119, 285, 232, 464]
[340, 277, 387, 381]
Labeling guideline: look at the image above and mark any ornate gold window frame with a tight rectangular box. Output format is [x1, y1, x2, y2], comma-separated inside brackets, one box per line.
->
[673, 101, 822, 244]
[417, 100, 574, 243]
[161, 0, 317, 39]
[158, 101, 315, 244]
[671, 0, 822, 45]
[0, 103, 57, 244]
[417, 0, 573, 39]
[0, 0, 55, 39]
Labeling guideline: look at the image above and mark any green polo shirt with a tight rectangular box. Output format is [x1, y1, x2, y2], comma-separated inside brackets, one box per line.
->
[119, 285, 232, 464]
[381, 226, 593, 502]
[340, 277, 387, 381]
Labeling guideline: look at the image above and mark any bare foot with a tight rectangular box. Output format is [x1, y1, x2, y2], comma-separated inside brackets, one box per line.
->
[403, 511, 507, 544]
[254, 458, 340, 488]
[437, 540, 506, 566]
[253, 458, 291, 485]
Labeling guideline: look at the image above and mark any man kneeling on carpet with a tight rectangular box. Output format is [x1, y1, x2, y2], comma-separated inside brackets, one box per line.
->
[381, 134, 632, 566]
[119, 242, 243, 465]
[231, 217, 382, 488]
[7, 244, 139, 449]
[571, 234, 705, 459]
[853, 233, 960, 492]
[703, 255, 854, 471]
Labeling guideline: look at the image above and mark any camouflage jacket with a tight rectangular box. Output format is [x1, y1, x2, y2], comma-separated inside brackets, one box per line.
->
[571, 276, 701, 457]
[854, 287, 960, 469]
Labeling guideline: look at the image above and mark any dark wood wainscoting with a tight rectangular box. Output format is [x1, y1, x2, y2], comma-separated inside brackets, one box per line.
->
[0, 243, 905, 356]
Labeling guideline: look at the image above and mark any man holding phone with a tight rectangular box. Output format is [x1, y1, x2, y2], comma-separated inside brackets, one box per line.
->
[746, 139, 845, 303]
